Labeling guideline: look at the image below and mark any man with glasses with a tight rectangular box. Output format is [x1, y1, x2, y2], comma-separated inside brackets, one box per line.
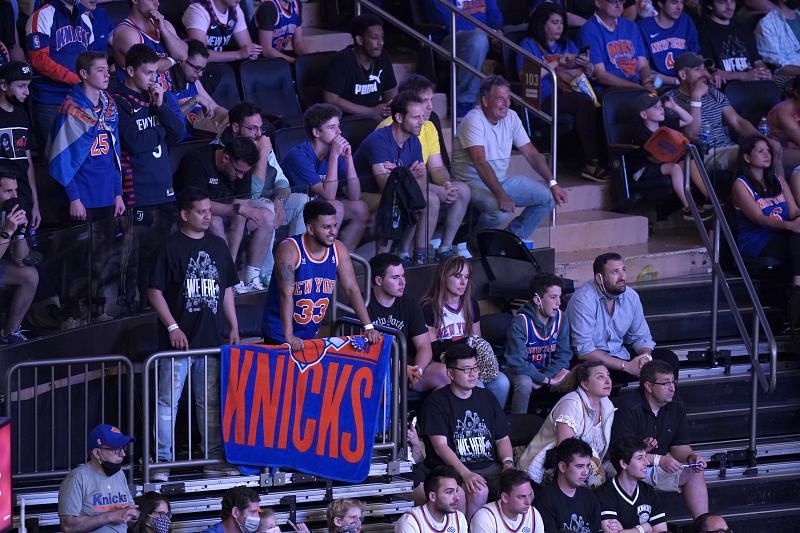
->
[692, 513, 732, 533]
[418, 342, 514, 519]
[611, 360, 709, 519]
[170, 39, 228, 138]
[175, 136, 276, 292]
[58, 424, 139, 532]
[578, 0, 656, 92]
[214, 101, 307, 289]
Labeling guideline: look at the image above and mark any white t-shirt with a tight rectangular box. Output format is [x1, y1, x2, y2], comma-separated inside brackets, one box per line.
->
[470, 501, 545, 533]
[451, 107, 531, 186]
[182, 3, 248, 35]
[395, 505, 469, 533]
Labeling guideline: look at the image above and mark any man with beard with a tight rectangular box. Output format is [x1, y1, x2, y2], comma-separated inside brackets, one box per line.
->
[58, 424, 139, 532]
[418, 343, 514, 519]
[354, 90, 427, 264]
[612, 360, 709, 519]
[566, 252, 679, 384]
[470, 469, 544, 533]
[534, 438, 602, 533]
[396, 467, 469, 533]
[147, 187, 240, 481]
[262, 199, 380, 350]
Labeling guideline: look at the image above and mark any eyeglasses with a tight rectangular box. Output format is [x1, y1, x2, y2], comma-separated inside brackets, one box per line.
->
[186, 60, 206, 74]
[98, 446, 125, 456]
[651, 379, 678, 387]
[151, 512, 173, 520]
[231, 163, 252, 177]
[448, 365, 480, 375]
[240, 124, 262, 135]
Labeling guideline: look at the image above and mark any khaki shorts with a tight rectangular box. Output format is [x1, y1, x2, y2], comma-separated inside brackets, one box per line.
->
[361, 192, 381, 212]
[644, 463, 682, 493]
[703, 145, 739, 172]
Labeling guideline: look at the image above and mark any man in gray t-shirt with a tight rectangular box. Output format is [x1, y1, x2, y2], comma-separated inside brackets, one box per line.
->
[450, 76, 567, 241]
[58, 424, 139, 532]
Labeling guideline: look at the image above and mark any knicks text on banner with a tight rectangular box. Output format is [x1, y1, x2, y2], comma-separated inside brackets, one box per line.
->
[220, 335, 392, 482]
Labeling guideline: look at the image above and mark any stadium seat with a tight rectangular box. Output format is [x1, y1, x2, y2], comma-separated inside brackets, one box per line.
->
[474, 229, 544, 302]
[201, 62, 242, 110]
[274, 125, 309, 161]
[602, 88, 673, 211]
[295, 51, 337, 110]
[240, 58, 303, 127]
[340, 116, 379, 153]
[102, 1, 130, 26]
[169, 138, 214, 178]
[725, 80, 781, 128]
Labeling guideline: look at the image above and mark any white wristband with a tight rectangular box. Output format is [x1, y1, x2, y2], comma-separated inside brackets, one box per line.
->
[690, 100, 702, 108]
[167, 56, 177, 67]
[548, 179, 558, 188]
[363, 323, 375, 331]
[635, 526, 645, 533]
[167, 323, 179, 332]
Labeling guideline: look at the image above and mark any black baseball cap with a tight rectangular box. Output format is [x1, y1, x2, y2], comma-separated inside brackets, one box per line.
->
[0, 62, 34, 84]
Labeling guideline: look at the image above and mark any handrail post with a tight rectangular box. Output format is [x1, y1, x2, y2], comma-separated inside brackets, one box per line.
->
[710, 215, 720, 363]
[450, 12, 457, 148]
[749, 314, 760, 467]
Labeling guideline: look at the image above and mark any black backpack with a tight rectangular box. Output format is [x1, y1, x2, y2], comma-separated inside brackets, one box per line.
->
[376, 166, 426, 242]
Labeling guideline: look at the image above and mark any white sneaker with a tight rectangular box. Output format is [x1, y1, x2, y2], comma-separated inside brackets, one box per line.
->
[150, 469, 170, 482]
[234, 277, 266, 294]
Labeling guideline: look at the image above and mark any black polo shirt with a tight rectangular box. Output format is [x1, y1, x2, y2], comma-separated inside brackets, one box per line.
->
[610, 389, 690, 455]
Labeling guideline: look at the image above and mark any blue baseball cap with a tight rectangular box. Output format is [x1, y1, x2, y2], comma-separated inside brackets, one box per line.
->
[87, 424, 135, 450]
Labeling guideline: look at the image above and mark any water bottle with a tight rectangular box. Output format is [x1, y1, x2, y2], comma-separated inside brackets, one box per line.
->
[698, 124, 712, 154]
[758, 117, 770, 137]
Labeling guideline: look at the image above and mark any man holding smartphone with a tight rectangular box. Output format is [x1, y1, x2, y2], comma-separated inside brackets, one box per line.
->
[611, 360, 709, 519]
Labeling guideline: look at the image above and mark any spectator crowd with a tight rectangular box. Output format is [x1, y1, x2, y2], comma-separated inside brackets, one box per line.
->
[0, 0, 791, 531]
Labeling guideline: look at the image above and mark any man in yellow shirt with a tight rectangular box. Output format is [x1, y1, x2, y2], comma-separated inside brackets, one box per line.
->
[378, 75, 470, 261]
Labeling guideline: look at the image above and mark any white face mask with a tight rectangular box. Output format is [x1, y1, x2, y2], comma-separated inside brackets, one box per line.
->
[240, 516, 260, 533]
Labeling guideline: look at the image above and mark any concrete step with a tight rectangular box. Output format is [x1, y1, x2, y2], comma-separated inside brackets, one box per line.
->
[392, 59, 416, 86]
[529, 209, 649, 254]
[555, 229, 709, 286]
[303, 27, 353, 53]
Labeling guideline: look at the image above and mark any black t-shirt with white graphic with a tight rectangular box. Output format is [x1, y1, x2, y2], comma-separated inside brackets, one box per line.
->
[420, 386, 508, 471]
[149, 231, 239, 349]
[595, 478, 666, 529]
[535, 484, 602, 533]
[174, 145, 251, 203]
[324, 47, 397, 109]
[0, 104, 35, 209]
[368, 295, 427, 363]
[697, 19, 761, 73]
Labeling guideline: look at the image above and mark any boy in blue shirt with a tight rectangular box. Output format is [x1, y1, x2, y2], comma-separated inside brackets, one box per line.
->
[639, 0, 700, 86]
[281, 103, 369, 251]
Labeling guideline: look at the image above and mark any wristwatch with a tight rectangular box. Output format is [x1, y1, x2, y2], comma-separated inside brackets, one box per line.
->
[0, 231, 10, 239]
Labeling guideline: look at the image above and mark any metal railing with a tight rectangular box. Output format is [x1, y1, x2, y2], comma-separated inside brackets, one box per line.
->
[331, 252, 372, 326]
[141, 334, 405, 483]
[3, 355, 135, 482]
[354, 0, 559, 223]
[682, 143, 778, 464]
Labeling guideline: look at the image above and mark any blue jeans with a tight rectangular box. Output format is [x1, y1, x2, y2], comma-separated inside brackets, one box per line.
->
[156, 355, 222, 461]
[260, 192, 308, 280]
[469, 175, 555, 240]
[445, 30, 489, 107]
[478, 370, 510, 409]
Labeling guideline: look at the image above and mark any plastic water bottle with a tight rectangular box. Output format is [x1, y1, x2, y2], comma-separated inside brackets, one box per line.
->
[758, 117, 770, 137]
[698, 124, 712, 154]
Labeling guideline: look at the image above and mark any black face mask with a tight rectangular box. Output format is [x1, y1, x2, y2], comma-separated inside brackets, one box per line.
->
[6, 94, 23, 107]
[99, 459, 123, 476]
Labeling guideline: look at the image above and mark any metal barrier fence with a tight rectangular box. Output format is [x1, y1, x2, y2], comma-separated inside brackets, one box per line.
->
[3, 355, 135, 482]
[141, 333, 405, 483]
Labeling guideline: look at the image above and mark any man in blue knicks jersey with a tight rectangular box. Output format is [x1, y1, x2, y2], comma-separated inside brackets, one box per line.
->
[263, 199, 380, 351]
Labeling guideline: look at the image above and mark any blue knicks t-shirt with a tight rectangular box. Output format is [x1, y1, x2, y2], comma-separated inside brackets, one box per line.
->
[281, 140, 348, 192]
[639, 14, 700, 76]
[262, 234, 339, 342]
[516, 38, 579, 102]
[353, 125, 424, 193]
[580, 15, 647, 86]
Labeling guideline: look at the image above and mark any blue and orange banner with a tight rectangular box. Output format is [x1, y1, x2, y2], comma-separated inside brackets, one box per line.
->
[220, 335, 392, 482]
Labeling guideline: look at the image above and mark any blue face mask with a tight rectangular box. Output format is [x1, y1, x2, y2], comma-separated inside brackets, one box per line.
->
[150, 514, 171, 533]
